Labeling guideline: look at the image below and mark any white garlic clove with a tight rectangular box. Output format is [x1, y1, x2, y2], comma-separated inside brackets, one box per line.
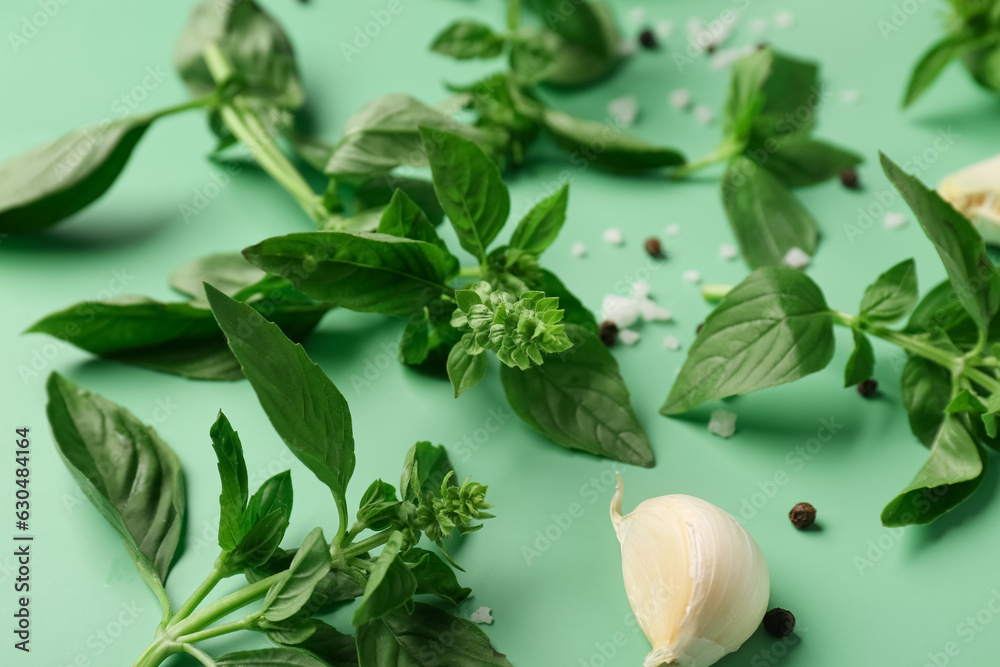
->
[938, 154, 1000, 244]
[611, 474, 770, 667]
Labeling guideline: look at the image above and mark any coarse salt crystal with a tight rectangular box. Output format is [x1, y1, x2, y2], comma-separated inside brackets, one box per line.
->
[632, 280, 651, 300]
[683, 270, 701, 283]
[571, 241, 587, 257]
[663, 335, 680, 350]
[471, 607, 493, 624]
[719, 243, 738, 260]
[884, 212, 906, 229]
[841, 89, 862, 105]
[664, 223, 681, 236]
[655, 20, 675, 39]
[627, 7, 647, 27]
[708, 409, 738, 438]
[602, 294, 641, 328]
[603, 227, 624, 245]
[619, 40, 638, 56]
[640, 299, 672, 322]
[619, 329, 641, 345]
[669, 89, 691, 110]
[609, 95, 639, 127]
[694, 105, 714, 125]
[783, 247, 811, 269]
[775, 10, 794, 28]
[750, 18, 767, 33]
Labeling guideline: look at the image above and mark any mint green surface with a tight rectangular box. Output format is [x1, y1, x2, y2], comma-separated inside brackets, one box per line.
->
[3, 1, 1000, 665]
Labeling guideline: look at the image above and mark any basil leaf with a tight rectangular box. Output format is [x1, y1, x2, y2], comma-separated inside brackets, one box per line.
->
[242, 470, 294, 535]
[249, 548, 364, 614]
[295, 620, 359, 666]
[431, 21, 505, 60]
[243, 231, 453, 317]
[723, 48, 770, 145]
[524, 0, 620, 86]
[881, 415, 985, 526]
[45, 373, 184, 587]
[356, 602, 511, 666]
[325, 95, 482, 182]
[352, 532, 416, 626]
[233, 470, 293, 568]
[401, 548, 471, 605]
[174, 0, 303, 109]
[259, 617, 317, 646]
[357, 480, 401, 532]
[760, 137, 862, 188]
[421, 127, 510, 262]
[663, 268, 834, 414]
[216, 648, 328, 666]
[529, 270, 597, 332]
[399, 442, 455, 503]
[376, 189, 459, 278]
[400, 311, 432, 366]
[844, 330, 875, 387]
[509, 184, 569, 256]
[903, 33, 979, 108]
[542, 110, 685, 173]
[501, 324, 654, 466]
[207, 285, 356, 509]
[945, 389, 987, 414]
[721, 156, 818, 269]
[900, 356, 952, 447]
[750, 49, 819, 142]
[859, 258, 919, 324]
[211, 411, 249, 552]
[170, 253, 267, 302]
[905, 280, 977, 342]
[261, 528, 332, 622]
[0, 118, 152, 233]
[447, 337, 489, 397]
[351, 176, 445, 225]
[881, 152, 1000, 332]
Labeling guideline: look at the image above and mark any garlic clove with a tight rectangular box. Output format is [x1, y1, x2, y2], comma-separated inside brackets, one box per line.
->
[611, 474, 770, 667]
[938, 154, 1000, 245]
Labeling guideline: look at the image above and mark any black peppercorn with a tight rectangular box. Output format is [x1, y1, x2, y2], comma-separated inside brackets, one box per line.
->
[706, 43, 717, 54]
[599, 320, 618, 347]
[638, 28, 658, 50]
[840, 167, 859, 190]
[789, 502, 816, 530]
[644, 237, 664, 259]
[762, 608, 796, 638]
[858, 379, 877, 397]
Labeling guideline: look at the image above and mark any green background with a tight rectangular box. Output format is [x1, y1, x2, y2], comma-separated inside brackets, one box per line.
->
[3, 0, 1000, 665]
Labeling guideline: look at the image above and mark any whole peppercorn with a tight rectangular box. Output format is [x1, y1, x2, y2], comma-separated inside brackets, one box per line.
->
[840, 167, 859, 190]
[644, 237, 664, 259]
[858, 379, 878, 397]
[638, 28, 658, 50]
[789, 502, 817, 530]
[762, 608, 796, 638]
[599, 320, 618, 347]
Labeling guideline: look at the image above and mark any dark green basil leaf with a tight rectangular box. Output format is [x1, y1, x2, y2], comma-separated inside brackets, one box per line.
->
[721, 156, 818, 269]
[352, 532, 416, 626]
[523, 0, 620, 86]
[216, 648, 329, 666]
[881, 152, 1000, 332]
[529, 270, 597, 332]
[447, 337, 489, 397]
[905, 280, 977, 342]
[859, 258, 919, 324]
[211, 411, 249, 552]
[45, 373, 184, 586]
[904, 33, 983, 108]
[174, 0, 303, 108]
[542, 110, 685, 173]
[295, 620, 359, 666]
[509, 32, 559, 83]
[431, 21, 505, 60]
[400, 311, 432, 366]
[945, 389, 987, 414]
[207, 285, 356, 508]
[750, 49, 819, 142]
[357, 480, 401, 532]
[509, 184, 569, 256]
[760, 137, 862, 188]
[170, 252, 267, 302]
[501, 324, 653, 466]
[900, 356, 953, 447]
[401, 548, 470, 605]
[844, 330, 875, 387]
[248, 548, 364, 614]
[259, 617, 317, 646]
[663, 268, 834, 414]
[399, 442, 455, 503]
[377, 189, 459, 278]
[325, 95, 483, 182]
[233, 470, 293, 568]
[356, 602, 511, 666]
[261, 528, 332, 622]
[723, 48, 771, 145]
[243, 231, 453, 317]
[881, 415, 985, 526]
[420, 127, 510, 262]
[0, 118, 152, 233]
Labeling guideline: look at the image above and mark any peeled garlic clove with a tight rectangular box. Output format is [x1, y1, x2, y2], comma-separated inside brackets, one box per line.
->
[938, 154, 1000, 245]
[610, 474, 769, 667]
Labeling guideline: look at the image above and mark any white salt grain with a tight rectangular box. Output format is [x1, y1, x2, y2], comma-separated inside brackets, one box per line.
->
[655, 20, 675, 39]
[783, 247, 811, 269]
[841, 89, 862, 105]
[619, 329, 641, 346]
[750, 18, 767, 33]
[669, 88, 691, 110]
[632, 280, 651, 300]
[708, 409, 738, 439]
[664, 223, 681, 236]
[571, 241, 587, 257]
[663, 335, 680, 350]
[602, 294, 640, 329]
[609, 95, 639, 127]
[627, 7, 647, 27]
[683, 270, 701, 284]
[694, 105, 714, 125]
[640, 299, 672, 322]
[603, 227, 624, 245]
[775, 10, 794, 28]
[471, 607, 493, 624]
[619, 40, 638, 57]
[884, 212, 906, 229]
[719, 243, 739, 260]
[710, 45, 756, 70]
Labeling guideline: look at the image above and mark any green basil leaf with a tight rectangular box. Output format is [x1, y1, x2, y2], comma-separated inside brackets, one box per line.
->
[509, 184, 569, 256]
[501, 324, 654, 466]
[400, 311, 432, 366]
[216, 648, 329, 666]
[523, 0, 620, 86]
[401, 547, 471, 605]
[352, 176, 445, 225]
[352, 532, 417, 626]
[945, 389, 987, 414]
[529, 270, 598, 332]
[207, 285, 356, 508]
[174, 0, 303, 108]
[509, 32, 559, 84]
[431, 21, 505, 60]
[377, 190, 459, 278]
[447, 337, 489, 398]
[859, 258, 919, 324]
[723, 48, 770, 144]
[295, 620, 359, 666]
[243, 231, 453, 317]
[325, 95, 483, 182]
[259, 617, 317, 646]
[356, 602, 511, 666]
[45, 373, 184, 587]
[211, 411, 249, 552]
[399, 442, 455, 503]
[248, 548, 364, 614]
[0, 118, 152, 233]
[663, 268, 834, 414]
[900, 356, 952, 447]
[261, 528, 332, 622]
[904, 34, 979, 108]
[759, 137, 862, 188]
[542, 110, 685, 173]
[881, 152, 1000, 332]
[233, 470, 294, 568]
[881, 415, 985, 526]
[721, 156, 818, 269]
[170, 253, 267, 302]
[420, 127, 510, 262]
[750, 48, 820, 142]
[844, 330, 875, 387]
[904, 280, 977, 342]
[357, 480, 401, 532]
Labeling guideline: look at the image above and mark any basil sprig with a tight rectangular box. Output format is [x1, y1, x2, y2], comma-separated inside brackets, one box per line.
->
[664, 153, 1000, 526]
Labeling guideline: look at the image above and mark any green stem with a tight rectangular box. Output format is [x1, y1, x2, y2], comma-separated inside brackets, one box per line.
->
[176, 614, 259, 644]
[148, 92, 219, 121]
[181, 644, 217, 667]
[170, 553, 230, 624]
[335, 529, 394, 561]
[459, 266, 482, 278]
[169, 572, 284, 640]
[137, 566, 173, 627]
[671, 139, 744, 179]
[131, 637, 178, 667]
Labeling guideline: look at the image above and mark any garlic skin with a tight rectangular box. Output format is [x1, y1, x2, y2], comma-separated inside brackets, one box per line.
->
[938, 154, 1000, 245]
[610, 474, 769, 667]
